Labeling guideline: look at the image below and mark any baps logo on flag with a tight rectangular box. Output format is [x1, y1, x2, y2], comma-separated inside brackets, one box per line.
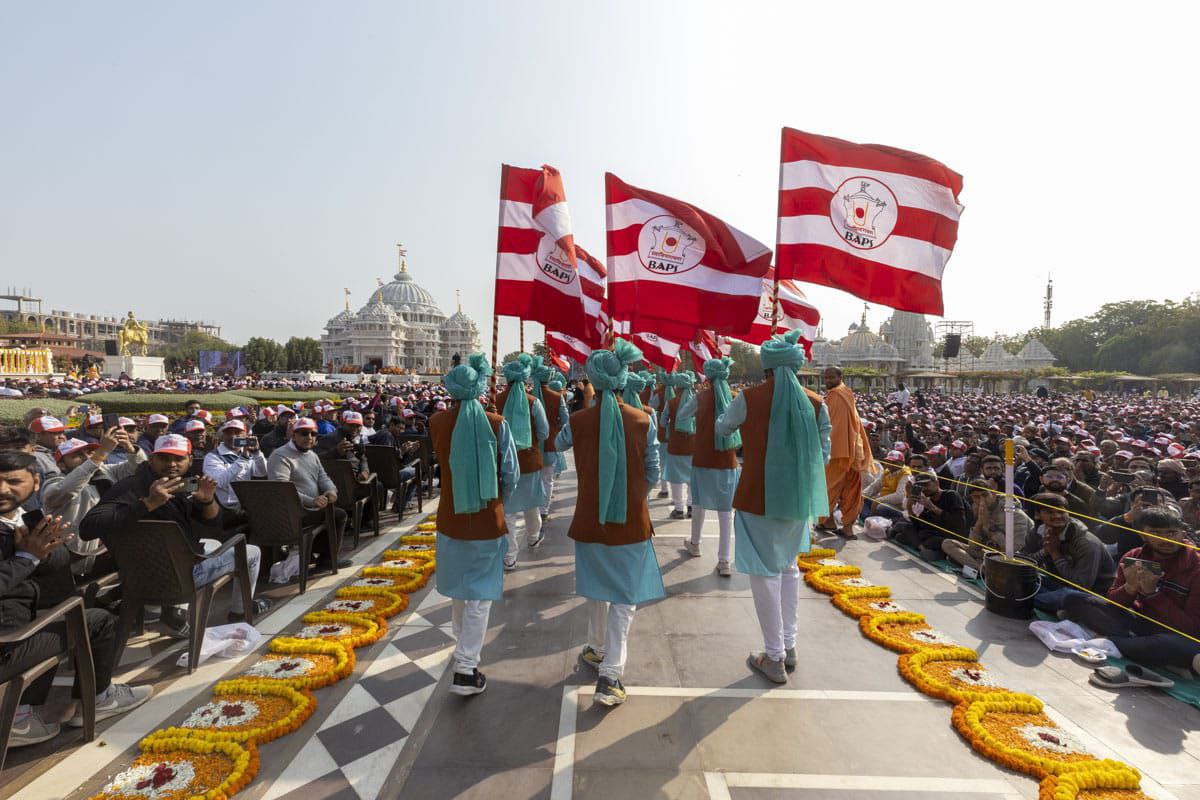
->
[534, 236, 578, 285]
[830, 177, 898, 250]
[637, 215, 706, 275]
[757, 290, 776, 323]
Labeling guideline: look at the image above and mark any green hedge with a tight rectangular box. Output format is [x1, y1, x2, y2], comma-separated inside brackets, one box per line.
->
[66, 392, 262, 415]
[236, 390, 351, 402]
[0, 398, 78, 424]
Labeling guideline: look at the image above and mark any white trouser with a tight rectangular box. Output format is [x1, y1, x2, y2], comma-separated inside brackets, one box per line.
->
[748, 562, 801, 661]
[198, 538, 261, 614]
[505, 508, 543, 554]
[586, 599, 636, 681]
[689, 509, 734, 562]
[451, 599, 492, 674]
[670, 482, 691, 512]
[539, 464, 556, 514]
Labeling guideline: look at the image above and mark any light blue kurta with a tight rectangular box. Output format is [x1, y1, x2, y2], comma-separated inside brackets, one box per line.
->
[658, 398, 693, 484]
[435, 420, 520, 601]
[547, 392, 570, 476]
[716, 391, 833, 576]
[504, 394, 550, 514]
[556, 413, 665, 604]
[675, 392, 739, 512]
[646, 391, 666, 482]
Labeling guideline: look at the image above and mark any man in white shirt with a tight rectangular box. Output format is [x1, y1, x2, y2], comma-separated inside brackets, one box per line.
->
[202, 419, 268, 528]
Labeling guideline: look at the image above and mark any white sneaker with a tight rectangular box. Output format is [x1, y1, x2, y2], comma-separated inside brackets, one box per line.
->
[9, 713, 60, 746]
[716, 560, 732, 577]
[685, 540, 702, 557]
[67, 684, 153, 727]
[503, 554, 518, 571]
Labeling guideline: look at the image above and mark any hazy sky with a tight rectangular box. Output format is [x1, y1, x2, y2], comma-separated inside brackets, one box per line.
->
[2, 3, 1194, 357]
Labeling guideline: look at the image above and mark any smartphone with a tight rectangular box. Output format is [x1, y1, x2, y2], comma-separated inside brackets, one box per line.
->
[1122, 557, 1164, 576]
[102, 412, 121, 430]
[21, 508, 45, 531]
[1110, 471, 1135, 484]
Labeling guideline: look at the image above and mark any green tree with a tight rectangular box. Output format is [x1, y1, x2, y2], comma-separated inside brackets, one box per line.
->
[725, 340, 761, 382]
[0, 316, 41, 334]
[284, 337, 324, 371]
[242, 337, 285, 373]
[152, 331, 233, 373]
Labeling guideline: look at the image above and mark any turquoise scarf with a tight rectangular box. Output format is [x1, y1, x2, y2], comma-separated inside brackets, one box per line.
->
[587, 339, 643, 524]
[760, 331, 829, 521]
[704, 357, 740, 451]
[501, 354, 533, 449]
[444, 354, 499, 514]
[668, 371, 696, 435]
[622, 371, 647, 409]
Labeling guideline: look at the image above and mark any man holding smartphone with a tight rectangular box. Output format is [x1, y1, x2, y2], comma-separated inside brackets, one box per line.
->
[202, 419, 267, 526]
[1, 451, 153, 746]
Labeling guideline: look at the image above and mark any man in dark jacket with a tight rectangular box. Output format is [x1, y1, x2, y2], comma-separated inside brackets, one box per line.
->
[1023, 493, 1115, 612]
[890, 471, 968, 561]
[1, 451, 151, 747]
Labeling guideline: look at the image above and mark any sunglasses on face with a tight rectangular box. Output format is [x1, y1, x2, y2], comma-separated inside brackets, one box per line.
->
[295, 430, 318, 437]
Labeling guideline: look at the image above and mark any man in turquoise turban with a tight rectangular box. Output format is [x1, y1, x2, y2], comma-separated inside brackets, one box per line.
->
[674, 357, 741, 576]
[660, 371, 697, 519]
[716, 331, 832, 683]
[555, 339, 662, 708]
[497, 353, 550, 568]
[647, 369, 671, 498]
[532, 358, 570, 523]
[430, 353, 520, 696]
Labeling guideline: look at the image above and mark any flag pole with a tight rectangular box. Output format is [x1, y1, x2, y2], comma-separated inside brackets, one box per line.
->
[771, 128, 784, 336]
[519, 320, 526, 353]
[490, 165, 507, 394]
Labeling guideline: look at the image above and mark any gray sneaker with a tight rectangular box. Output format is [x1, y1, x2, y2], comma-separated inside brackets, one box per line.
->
[9, 713, 60, 747]
[503, 554, 518, 571]
[67, 683, 153, 727]
[784, 647, 797, 670]
[716, 560, 732, 577]
[684, 540, 702, 557]
[748, 652, 788, 684]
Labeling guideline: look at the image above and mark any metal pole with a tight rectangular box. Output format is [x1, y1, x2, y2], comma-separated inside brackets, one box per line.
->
[1004, 438, 1016, 559]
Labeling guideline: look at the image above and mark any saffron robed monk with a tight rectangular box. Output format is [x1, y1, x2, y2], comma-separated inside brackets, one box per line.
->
[675, 357, 741, 576]
[717, 330, 832, 684]
[429, 353, 520, 697]
[555, 338, 663, 708]
[820, 365, 873, 540]
[497, 353, 550, 568]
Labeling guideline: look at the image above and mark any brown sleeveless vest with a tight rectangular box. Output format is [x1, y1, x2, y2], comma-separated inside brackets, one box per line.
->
[732, 377, 823, 516]
[691, 388, 739, 470]
[666, 394, 695, 457]
[567, 398, 654, 546]
[429, 403, 507, 540]
[496, 386, 544, 474]
[541, 386, 565, 454]
[639, 384, 653, 407]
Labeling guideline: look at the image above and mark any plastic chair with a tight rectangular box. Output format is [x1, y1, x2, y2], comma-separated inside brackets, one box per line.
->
[320, 458, 380, 549]
[399, 433, 435, 494]
[0, 596, 97, 771]
[232, 480, 339, 595]
[106, 520, 253, 675]
[366, 444, 421, 518]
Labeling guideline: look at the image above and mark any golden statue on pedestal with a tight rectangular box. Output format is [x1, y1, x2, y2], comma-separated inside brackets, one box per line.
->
[117, 311, 150, 356]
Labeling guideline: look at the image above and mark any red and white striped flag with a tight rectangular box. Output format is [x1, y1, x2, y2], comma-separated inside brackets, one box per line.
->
[632, 331, 682, 372]
[775, 129, 963, 315]
[546, 330, 591, 367]
[495, 164, 591, 339]
[574, 243, 609, 348]
[606, 173, 772, 334]
[733, 267, 821, 356]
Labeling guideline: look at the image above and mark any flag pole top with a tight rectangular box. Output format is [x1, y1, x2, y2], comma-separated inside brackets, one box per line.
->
[396, 242, 408, 273]
[456, 289, 462, 313]
[343, 287, 351, 312]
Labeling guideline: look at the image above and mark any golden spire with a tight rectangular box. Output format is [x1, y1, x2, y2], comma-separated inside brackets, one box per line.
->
[343, 287, 351, 311]
[456, 289, 462, 313]
[396, 242, 407, 273]
[860, 302, 869, 329]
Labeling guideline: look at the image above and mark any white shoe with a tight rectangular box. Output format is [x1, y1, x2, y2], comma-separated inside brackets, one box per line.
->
[9, 713, 60, 746]
[716, 560, 732, 577]
[503, 554, 518, 571]
[685, 540, 702, 557]
[67, 684, 153, 727]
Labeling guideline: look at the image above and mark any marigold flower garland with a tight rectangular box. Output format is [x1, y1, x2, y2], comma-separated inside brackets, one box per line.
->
[796, 547, 1150, 799]
[93, 523, 438, 800]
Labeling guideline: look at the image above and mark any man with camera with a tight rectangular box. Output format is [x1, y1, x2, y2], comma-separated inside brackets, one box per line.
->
[81, 434, 269, 633]
[890, 470, 968, 562]
[202, 419, 268, 527]
[1, 451, 153, 747]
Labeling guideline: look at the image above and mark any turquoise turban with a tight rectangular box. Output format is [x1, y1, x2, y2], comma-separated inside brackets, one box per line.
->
[586, 338, 643, 524]
[622, 371, 647, 409]
[501, 353, 533, 449]
[759, 330, 828, 521]
[443, 353, 498, 514]
[704, 357, 740, 451]
[667, 370, 697, 435]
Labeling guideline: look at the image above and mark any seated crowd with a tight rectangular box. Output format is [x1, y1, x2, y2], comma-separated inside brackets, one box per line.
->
[0, 392, 438, 750]
[857, 390, 1200, 680]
